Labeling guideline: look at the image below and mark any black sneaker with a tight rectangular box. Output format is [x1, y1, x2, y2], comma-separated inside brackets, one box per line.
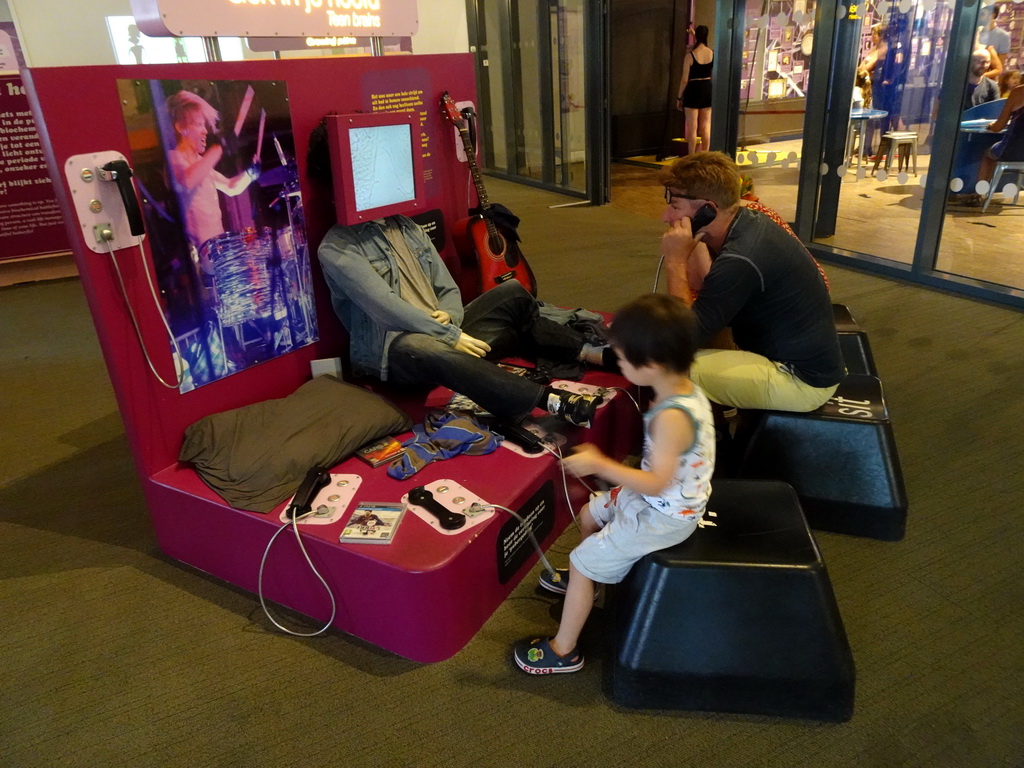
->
[547, 390, 600, 427]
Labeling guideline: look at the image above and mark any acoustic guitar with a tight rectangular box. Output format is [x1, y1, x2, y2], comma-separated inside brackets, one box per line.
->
[440, 91, 537, 297]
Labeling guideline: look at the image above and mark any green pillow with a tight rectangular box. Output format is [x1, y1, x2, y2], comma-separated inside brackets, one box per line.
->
[179, 375, 411, 512]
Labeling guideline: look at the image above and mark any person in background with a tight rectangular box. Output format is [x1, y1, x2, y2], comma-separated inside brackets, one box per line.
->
[965, 83, 1024, 206]
[676, 24, 714, 155]
[513, 294, 714, 675]
[978, 3, 1010, 77]
[858, 23, 889, 157]
[998, 69, 1021, 99]
[853, 69, 872, 109]
[965, 48, 1000, 110]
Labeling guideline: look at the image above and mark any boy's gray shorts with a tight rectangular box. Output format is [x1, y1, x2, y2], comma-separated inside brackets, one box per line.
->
[570, 486, 700, 585]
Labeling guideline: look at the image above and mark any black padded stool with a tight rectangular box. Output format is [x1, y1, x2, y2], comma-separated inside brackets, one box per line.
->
[833, 303, 877, 376]
[739, 375, 907, 541]
[609, 480, 855, 721]
[838, 333, 877, 376]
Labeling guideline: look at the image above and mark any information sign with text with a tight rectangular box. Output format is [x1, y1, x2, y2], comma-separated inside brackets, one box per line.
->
[130, 0, 419, 39]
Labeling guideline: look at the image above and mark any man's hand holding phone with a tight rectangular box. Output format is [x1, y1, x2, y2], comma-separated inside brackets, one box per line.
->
[662, 216, 706, 263]
[662, 202, 716, 298]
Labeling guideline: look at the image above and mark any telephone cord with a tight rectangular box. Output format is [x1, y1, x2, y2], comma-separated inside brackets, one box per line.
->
[653, 254, 665, 293]
[476, 503, 558, 579]
[540, 384, 643, 538]
[257, 508, 338, 637]
[105, 238, 185, 390]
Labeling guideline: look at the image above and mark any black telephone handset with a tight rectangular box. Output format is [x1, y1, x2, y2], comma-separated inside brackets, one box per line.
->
[99, 160, 146, 237]
[491, 419, 545, 454]
[286, 467, 332, 518]
[690, 202, 716, 236]
[408, 486, 466, 530]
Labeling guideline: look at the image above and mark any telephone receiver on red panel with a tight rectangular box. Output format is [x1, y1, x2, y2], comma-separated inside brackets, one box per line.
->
[64, 151, 183, 390]
[64, 151, 147, 252]
[97, 159, 146, 238]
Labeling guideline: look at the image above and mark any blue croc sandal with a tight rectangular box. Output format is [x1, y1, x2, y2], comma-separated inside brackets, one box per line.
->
[513, 637, 584, 674]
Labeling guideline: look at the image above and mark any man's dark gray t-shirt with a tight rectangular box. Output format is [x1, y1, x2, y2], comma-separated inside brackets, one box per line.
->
[691, 206, 845, 388]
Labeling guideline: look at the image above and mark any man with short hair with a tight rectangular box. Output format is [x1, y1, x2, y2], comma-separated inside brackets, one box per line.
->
[658, 152, 844, 413]
[966, 48, 1000, 110]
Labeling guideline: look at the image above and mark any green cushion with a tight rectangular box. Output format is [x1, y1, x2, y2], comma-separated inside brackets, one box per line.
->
[179, 375, 411, 512]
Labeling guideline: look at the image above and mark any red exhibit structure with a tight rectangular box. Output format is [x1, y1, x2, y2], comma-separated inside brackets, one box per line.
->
[25, 54, 638, 662]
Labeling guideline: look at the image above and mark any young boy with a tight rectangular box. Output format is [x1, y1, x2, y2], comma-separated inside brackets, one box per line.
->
[513, 293, 715, 674]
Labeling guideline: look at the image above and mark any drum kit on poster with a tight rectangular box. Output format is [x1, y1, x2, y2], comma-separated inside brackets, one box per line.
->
[198, 154, 315, 353]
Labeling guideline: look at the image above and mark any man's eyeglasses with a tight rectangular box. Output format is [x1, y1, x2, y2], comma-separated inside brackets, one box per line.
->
[664, 189, 705, 204]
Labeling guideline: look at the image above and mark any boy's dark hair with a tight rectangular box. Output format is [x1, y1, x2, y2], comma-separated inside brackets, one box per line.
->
[607, 294, 699, 374]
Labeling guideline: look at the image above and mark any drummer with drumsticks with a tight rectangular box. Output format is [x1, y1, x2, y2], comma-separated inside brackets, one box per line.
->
[166, 89, 262, 276]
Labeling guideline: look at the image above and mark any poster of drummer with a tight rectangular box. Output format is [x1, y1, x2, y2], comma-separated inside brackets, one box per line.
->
[118, 78, 318, 393]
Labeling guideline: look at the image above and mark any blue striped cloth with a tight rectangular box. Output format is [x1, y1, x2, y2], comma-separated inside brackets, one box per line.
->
[387, 409, 502, 480]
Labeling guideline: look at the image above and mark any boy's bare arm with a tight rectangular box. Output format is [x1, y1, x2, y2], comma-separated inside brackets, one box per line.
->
[563, 409, 695, 496]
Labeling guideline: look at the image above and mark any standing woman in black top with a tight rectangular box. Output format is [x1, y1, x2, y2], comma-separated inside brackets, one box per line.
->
[676, 25, 714, 155]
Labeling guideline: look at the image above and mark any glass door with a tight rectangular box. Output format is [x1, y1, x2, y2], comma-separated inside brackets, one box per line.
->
[551, 0, 588, 191]
[707, 0, 1021, 306]
[811, 2, 954, 267]
[934, 1, 1024, 291]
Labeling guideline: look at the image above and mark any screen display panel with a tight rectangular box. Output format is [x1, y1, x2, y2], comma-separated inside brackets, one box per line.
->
[327, 111, 425, 226]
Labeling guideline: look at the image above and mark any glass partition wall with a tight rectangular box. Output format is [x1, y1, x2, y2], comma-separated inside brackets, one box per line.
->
[727, 0, 820, 223]
[935, 1, 1024, 290]
[813, 2, 953, 267]
[716, 0, 1022, 308]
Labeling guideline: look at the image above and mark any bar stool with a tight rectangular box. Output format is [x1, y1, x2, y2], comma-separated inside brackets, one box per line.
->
[845, 120, 864, 169]
[981, 161, 1024, 212]
[872, 131, 918, 175]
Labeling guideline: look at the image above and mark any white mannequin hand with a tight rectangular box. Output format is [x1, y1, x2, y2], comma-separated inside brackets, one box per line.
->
[430, 310, 452, 324]
[454, 332, 491, 358]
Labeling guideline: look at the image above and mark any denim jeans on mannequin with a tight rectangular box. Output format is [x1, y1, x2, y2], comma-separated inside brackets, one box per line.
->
[387, 281, 584, 420]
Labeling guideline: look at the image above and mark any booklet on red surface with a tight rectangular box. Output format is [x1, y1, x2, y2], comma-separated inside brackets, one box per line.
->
[339, 502, 407, 545]
[355, 436, 406, 467]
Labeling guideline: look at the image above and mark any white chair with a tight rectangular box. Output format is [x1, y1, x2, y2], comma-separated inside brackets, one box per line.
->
[981, 161, 1024, 212]
[846, 120, 865, 169]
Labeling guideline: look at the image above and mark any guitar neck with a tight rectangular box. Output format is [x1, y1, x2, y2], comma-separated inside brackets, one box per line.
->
[456, 125, 496, 225]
